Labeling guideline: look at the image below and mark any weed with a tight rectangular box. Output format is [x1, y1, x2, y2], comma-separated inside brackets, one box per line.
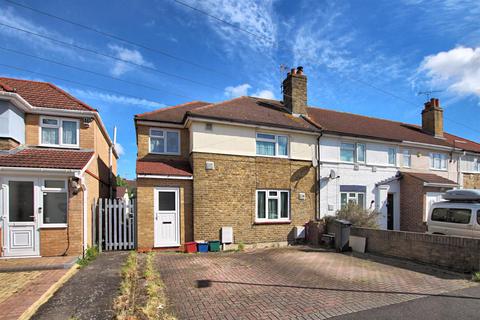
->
[237, 241, 245, 251]
[77, 246, 99, 267]
[472, 271, 480, 282]
[114, 251, 138, 320]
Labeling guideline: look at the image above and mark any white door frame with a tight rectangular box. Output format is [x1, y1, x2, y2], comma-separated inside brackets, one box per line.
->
[153, 187, 180, 247]
[1, 176, 40, 257]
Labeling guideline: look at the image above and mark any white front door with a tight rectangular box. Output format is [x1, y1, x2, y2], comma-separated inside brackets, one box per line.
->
[2, 178, 40, 257]
[154, 187, 180, 247]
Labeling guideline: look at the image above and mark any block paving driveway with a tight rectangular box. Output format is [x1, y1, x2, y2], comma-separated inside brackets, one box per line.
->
[155, 248, 477, 320]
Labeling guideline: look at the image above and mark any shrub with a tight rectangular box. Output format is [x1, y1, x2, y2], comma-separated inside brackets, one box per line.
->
[335, 203, 380, 228]
[77, 246, 99, 267]
[472, 271, 480, 282]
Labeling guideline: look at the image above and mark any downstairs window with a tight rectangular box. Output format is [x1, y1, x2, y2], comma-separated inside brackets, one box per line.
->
[256, 190, 290, 222]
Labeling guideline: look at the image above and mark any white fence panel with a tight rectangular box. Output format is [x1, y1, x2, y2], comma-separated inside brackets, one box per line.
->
[94, 198, 136, 251]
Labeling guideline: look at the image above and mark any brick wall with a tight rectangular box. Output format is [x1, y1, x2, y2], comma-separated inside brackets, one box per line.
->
[136, 178, 193, 250]
[40, 185, 83, 256]
[192, 152, 316, 244]
[464, 173, 480, 189]
[351, 227, 480, 272]
[400, 173, 426, 232]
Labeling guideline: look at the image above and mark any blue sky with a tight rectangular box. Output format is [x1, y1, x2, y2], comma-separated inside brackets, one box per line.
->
[0, 0, 479, 179]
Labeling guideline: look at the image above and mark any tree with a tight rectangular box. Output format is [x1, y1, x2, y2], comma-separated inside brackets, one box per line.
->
[335, 202, 380, 228]
[116, 174, 128, 187]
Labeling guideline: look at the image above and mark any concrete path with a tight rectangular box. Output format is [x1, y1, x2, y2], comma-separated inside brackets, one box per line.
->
[32, 252, 128, 320]
[154, 247, 477, 320]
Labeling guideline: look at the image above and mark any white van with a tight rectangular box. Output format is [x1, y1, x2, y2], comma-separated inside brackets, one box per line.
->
[427, 189, 480, 238]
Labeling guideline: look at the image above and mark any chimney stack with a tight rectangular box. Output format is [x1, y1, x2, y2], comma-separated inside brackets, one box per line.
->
[421, 98, 443, 138]
[283, 66, 307, 115]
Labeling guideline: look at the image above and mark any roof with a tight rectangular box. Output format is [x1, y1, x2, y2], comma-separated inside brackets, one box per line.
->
[0, 77, 96, 112]
[0, 148, 94, 170]
[401, 172, 458, 186]
[135, 96, 480, 153]
[116, 186, 127, 198]
[136, 159, 192, 176]
[188, 97, 320, 132]
[135, 101, 210, 123]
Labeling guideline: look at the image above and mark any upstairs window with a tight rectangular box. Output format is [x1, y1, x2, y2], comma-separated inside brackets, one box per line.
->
[388, 147, 397, 166]
[402, 149, 411, 167]
[430, 153, 447, 170]
[256, 190, 290, 222]
[40, 117, 79, 147]
[340, 142, 366, 163]
[149, 129, 180, 155]
[256, 133, 288, 157]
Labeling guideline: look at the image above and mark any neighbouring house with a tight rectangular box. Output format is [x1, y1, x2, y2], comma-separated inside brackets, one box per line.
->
[135, 67, 480, 250]
[0, 77, 118, 258]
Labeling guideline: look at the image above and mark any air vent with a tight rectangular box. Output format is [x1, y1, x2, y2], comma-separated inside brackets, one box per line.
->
[205, 123, 213, 131]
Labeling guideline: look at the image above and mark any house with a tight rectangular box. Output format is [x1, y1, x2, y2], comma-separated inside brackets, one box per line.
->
[135, 67, 480, 250]
[0, 77, 118, 258]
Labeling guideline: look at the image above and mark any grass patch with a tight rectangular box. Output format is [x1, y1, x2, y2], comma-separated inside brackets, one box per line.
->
[114, 252, 176, 320]
[114, 251, 138, 319]
[76, 246, 99, 267]
[141, 252, 176, 320]
[472, 271, 480, 282]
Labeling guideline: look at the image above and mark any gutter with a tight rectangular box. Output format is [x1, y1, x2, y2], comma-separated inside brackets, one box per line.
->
[423, 182, 459, 188]
[137, 174, 193, 180]
[0, 167, 80, 174]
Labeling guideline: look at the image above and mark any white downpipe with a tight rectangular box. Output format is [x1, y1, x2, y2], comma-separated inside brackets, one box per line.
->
[80, 175, 88, 254]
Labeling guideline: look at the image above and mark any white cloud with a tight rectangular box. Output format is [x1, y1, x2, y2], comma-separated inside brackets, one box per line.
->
[419, 46, 480, 97]
[224, 83, 275, 99]
[67, 87, 164, 109]
[252, 89, 275, 100]
[108, 44, 154, 76]
[224, 83, 251, 98]
[0, 7, 75, 56]
[180, 0, 277, 52]
[114, 143, 125, 156]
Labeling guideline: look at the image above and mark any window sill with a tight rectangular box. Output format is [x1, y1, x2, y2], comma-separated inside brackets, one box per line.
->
[255, 154, 289, 159]
[254, 220, 291, 225]
[430, 168, 448, 172]
[149, 151, 181, 156]
[38, 144, 80, 149]
[40, 224, 68, 229]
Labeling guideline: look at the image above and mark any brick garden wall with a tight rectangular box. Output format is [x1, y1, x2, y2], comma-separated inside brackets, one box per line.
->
[351, 227, 480, 272]
[192, 152, 316, 244]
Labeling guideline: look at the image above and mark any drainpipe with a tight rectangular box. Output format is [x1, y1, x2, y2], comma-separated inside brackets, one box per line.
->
[80, 175, 88, 255]
[316, 132, 323, 220]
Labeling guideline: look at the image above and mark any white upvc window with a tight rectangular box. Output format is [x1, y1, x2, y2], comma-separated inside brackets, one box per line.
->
[256, 133, 288, 157]
[256, 190, 290, 222]
[149, 128, 180, 155]
[340, 192, 365, 209]
[388, 147, 397, 166]
[40, 117, 79, 147]
[430, 153, 447, 170]
[340, 142, 366, 163]
[402, 149, 411, 168]
[40, 179, 68, 228]
[462, 155, 480, 172]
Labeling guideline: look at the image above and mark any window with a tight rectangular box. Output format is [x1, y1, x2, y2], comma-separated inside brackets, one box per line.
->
[403, 149, 411, 167]
[462, 156, 480, 172]
[40, 117, 79, 147]
[340, 192, 365, 209]
[41, 180, 68, 227]
[388, 147, 396, 165]
[149, 129, 180, 154]
[430, 153, 447, 170]
[431, 208, 471, 224]
[341, 143, 366, 163]
[256, 190, 290, 222]
[477, 210, 480, 225]
[256, 133, 289, 157]
[356, 143, 366, 163]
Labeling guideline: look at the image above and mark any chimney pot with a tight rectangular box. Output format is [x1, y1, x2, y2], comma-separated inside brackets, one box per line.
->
[297, 66, 304, 75]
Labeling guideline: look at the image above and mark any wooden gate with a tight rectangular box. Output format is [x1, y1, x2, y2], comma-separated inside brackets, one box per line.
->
[93, 198, 136, 251]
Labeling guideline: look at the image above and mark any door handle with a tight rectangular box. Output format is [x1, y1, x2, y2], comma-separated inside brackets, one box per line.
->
[162, 221, 172, 224]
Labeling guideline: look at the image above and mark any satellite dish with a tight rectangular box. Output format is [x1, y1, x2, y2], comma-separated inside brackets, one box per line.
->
[329, 169, 336, 179]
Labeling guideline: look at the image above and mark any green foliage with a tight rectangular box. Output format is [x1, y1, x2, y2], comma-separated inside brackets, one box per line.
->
[77, 246, 99, 267]
[472, 271, 480, 282]
[237, 241, 245, 251]
[335, 202, 380, 228]
[116, 174, 128, 187]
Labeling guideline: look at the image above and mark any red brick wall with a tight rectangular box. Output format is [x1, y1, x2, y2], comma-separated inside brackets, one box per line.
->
[400, 174, 426, 232]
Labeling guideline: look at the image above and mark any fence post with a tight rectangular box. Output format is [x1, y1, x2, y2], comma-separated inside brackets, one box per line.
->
[99, 198, 103, 253]
[92, 198, 96, 250]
